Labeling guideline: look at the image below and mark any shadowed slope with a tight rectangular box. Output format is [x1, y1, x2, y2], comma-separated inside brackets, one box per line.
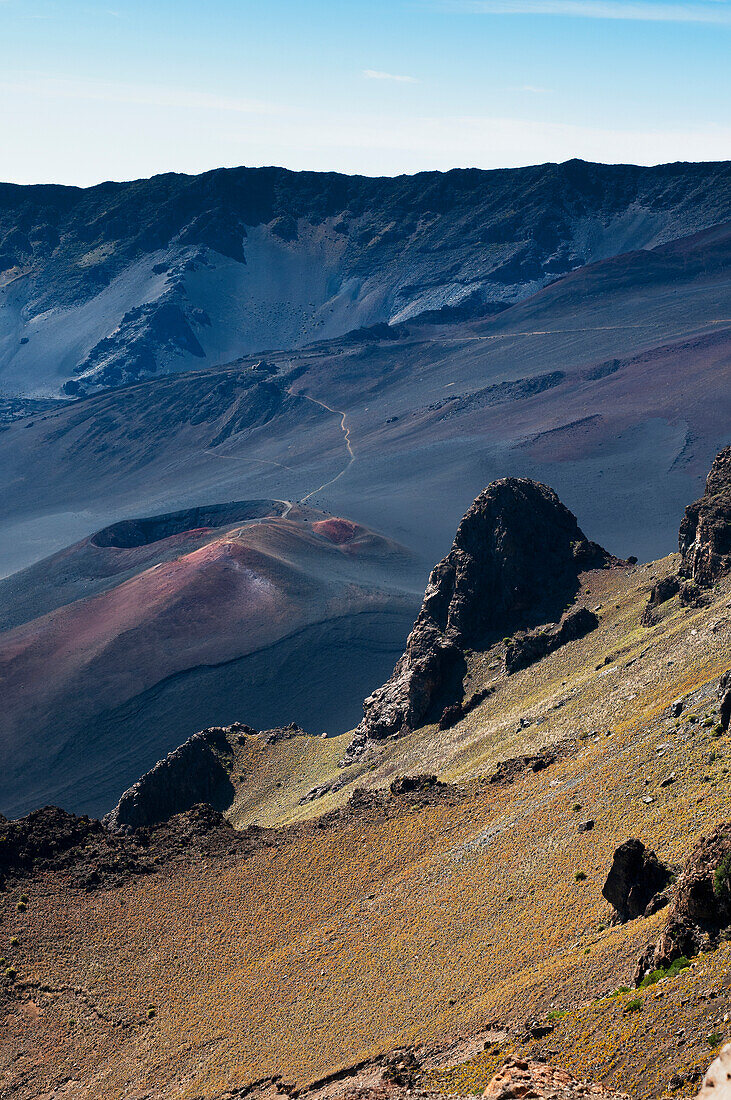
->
[0, 503, 418, 818]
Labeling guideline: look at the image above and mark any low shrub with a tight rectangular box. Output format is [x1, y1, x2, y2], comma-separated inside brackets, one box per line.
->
[624, 998, 642, 1013]
[639, 956, 691, 988]
[574, 871, 587, 882]
[713, 853, 731, 899]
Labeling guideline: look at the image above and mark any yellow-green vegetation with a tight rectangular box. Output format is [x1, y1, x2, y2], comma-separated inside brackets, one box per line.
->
[1, 558, 730, 1100]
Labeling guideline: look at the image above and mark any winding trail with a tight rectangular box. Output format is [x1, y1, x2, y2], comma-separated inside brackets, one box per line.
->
[198, 383, 355, 515]
[288, 388, 356, 505]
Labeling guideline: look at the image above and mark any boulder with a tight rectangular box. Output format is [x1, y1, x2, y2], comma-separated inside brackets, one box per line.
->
[482, 1058, 629, 1100]
[679, 445, 731, 585]
[602, 838, 674, 922]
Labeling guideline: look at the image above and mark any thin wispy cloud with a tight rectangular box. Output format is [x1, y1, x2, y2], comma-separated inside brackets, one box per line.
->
[450, 1, 731, 23]
[363, 69, 419, 83]
[0, 74, 282, 116]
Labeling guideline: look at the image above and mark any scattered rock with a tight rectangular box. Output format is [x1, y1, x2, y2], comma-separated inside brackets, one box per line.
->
[488, 741, 576, 786]
[679, 445, 731, 586]
[602, 838, 674, 923]
[298, 779, 345, 805]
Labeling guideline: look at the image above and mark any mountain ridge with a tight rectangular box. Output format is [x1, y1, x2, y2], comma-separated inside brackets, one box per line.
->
[2, 158, 729, 395]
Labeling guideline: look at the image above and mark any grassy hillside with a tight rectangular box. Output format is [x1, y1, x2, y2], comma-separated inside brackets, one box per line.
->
[2, 555, 730, 1098]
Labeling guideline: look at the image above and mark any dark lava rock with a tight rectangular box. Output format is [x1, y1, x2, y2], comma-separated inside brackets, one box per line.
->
[641, 574, 680, 624]
[0, 801, 267, 891]
[602, 838, 674, 923]
[635, 822, 731, 982]
[348, 478, 615, 754]
[505, 607, 599, 673]
[389, 774, 443, 796]
[107, 722, 309, 832]
[0, 806, 104, 880]
[439, 687, 494, 731]
[525, 1019, 555, 1040]
[487, 742, 574, 786]
[298, 778, 345, 805]
[105, 727, 236, 831]
[0, 806, 149, 891]
[578, 820, 595, 833]
[678, 580, 707, 608]
[679, 445, 731, 586]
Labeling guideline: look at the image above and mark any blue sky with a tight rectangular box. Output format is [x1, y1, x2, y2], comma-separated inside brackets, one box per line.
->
[1, 0, 729, 184]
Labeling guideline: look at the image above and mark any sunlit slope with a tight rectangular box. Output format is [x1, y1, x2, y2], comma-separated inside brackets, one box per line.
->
[3, 560, 730, 1099]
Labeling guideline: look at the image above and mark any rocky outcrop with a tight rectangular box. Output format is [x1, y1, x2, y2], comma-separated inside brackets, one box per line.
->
[104, 726, 237, 831]
[104, 722, 307, 831]
[481, 1058, 629, 1100]
[505, 607, 599, 673]
[348, 478, 615, 755]
[635, 822, 731, 981]
[439, 687, 494, 730]
[0, 806, 104, 884]
[488, 742, 575, 786]
[389, 774, 443, 796]
[0, 802, 252, 891]
[641, 574, 681, 624]
[602, 838, 674, 923]
[679, 445, 731, 585]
